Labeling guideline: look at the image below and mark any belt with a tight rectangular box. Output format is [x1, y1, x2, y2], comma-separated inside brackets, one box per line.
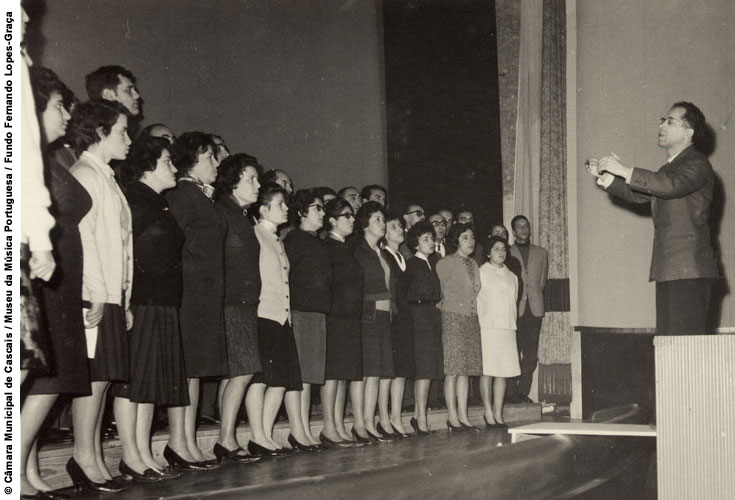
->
[409, 300, 437, 305]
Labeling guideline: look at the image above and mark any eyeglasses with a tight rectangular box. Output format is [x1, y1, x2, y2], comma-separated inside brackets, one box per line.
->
[308, 203, 324, 212]
[335, 213, 355, 219]
[430, 220, 447, 227]
[658, 116, 689, 128]
[405, 209, 424, 218]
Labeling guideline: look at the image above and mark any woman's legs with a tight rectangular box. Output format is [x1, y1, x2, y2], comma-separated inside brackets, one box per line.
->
[457, 376, 472, 425]
[493, 377, 507, 424]
[444, 375, 460, 426]
[334, 380, 351, 441]
[363, 376, 379, 435]
[166, 405, 196, 461]
[320, 380, 340, 441]
[71, 380, 109, 483]
[413, 379, 431, 432]
[390, 377, 407, 434]
[350, 380, 368, 438]
[218, 374, 253, 450]
[136, 403, 161, 470]
[378, 378, 393, 432]
[114, 396, 149, 473]
[285, 389, 312, 446]
[479, 376, 497, 424]
[299, 382, 319, 445]
[184, 377, 205, 461]
[261, 386, 286, 449]
[20, 394, 58, 494]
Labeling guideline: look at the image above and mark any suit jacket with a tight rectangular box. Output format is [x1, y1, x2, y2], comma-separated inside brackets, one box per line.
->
[606, 145, 719, 282]
[510, 243, 548, 317]
[435, 253, 481, 317]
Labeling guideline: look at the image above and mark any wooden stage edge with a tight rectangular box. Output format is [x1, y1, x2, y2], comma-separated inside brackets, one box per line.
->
[39, 402, 542, 490]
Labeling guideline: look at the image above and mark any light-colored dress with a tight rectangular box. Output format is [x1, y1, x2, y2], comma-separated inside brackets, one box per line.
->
[477, 263, 520, 377]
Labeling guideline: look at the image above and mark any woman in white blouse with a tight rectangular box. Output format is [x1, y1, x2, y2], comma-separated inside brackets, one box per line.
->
[476, 235, 520, 428]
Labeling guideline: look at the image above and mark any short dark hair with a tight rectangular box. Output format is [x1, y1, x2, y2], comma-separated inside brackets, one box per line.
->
[85, 65, 136, 100]
[337, 186, 359, 198]
[170, 131, 216, 178]
[213, 153, 260, 199]
[29, 66, 74, 114]
[253, 182, 288, 220]
[315, 186, 337, 200]
[324, 198, 352, 229]
[383, 209, 405, 229]
[511, 215, 529, 232]
[355, 201, 384, 236]
[288, 188, 321, 225]
[67, 99, 127, 155]
[672, 101, 706, 147]
[118, 135, 170, 188]
[138, 123, 169, 139]
[260, 169, 280, 185]
[486, 235, 510, 257]
[361, 184, 387, 201]
[447, 222, 474, 252]
[406, 220, 435, 253]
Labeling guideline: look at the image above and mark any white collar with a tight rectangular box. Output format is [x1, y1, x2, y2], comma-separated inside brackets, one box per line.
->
[259, 219, 279, 234]
[329, 231, 345, 242]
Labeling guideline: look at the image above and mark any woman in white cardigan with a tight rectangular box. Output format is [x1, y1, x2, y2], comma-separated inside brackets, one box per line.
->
[67, 99, 134, 492]
[476, 235, 520, 428]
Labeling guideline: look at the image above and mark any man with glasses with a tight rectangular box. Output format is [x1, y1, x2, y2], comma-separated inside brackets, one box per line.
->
[589, 101, 718, 335]
[428, 213, 448, 258]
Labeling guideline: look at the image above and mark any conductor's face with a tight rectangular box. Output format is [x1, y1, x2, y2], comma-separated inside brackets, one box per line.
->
[657, 107, 693, 150]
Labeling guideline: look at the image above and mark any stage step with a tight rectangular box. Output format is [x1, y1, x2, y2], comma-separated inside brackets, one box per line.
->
[37, 403, 541, 490]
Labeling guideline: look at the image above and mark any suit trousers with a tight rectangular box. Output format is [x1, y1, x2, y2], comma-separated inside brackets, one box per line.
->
[656, 278, 714, 335]
[508, 309, 543, 397]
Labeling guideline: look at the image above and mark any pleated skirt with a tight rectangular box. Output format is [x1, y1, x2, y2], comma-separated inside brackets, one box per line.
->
[110, 306, 189, 405]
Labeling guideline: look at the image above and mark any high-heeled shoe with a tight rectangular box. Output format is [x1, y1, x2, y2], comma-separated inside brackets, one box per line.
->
[460, 421, 481, 432]
[320, 432, 354, 448]
[447, 420, 465, 432]
[65, 457, 123, 493]
[367, 428, 393, 443]
[350, 427, 373, 445]
[377, 422, 399, 439]
[149, 466, 182, 480]
[118, 460, 162, 483]
[213, 442, 263, 464]
[163, 445, 214, 470]
[409, 417, 430, 436]
[287, 434, 320, 452]
[247, 440, 291, 457]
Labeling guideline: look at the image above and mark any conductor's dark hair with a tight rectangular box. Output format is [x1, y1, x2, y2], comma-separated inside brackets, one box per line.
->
[170, 131, 216, 179]
[85, 65, 136, 100]
[672, 101, 706, 148]
[406, 220, 435, 253]
[67, 99, 127, 155]
[213, 153, 260, 200]
[118, 135, 170, 188]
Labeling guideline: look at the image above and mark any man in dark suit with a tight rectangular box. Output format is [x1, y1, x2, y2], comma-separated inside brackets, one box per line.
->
[507, 215, 548, 403]
[592, 101, 719, 335]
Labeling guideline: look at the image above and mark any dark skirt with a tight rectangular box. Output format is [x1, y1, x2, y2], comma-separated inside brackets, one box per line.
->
[325, 313, 363, 381]
[361, 310, 394, 378]
[88, 303, 129, 382]
[252, 318, 302, 391]
[224, 304, 262, 377]
[179, 293, 228, 378]
[391, 311, 416, 378]
[110, 306, 189, 405]
[411, 304, 444, 380]
[19, 244, 51, 373]
[292, 311, 326, 384]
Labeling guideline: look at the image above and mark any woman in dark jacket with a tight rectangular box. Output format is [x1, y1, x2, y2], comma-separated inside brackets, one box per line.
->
[165, 132, 226, 469]
[321, 198, 364, 446]
[114, 135, 189, 480]
[405, 221, 444, 435]
[352, 201, 395, 442]
[212, 154, 263, 463]
[283, 188, 333, 447]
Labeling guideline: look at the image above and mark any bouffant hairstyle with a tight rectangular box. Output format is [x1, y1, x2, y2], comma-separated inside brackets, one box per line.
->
[118, 135, 170, 188]
[406, 220, 436, 253]
[67, 99, 127, 155]
[486, 235, 510, 257]
[324, 198, 352, 229]
[253, 182, 288, 220]
[213, 153, 260, 200]
[29, 66, 75, 114]
[447, 222, 475, 252]
[85, 65, 136, 100]
[170, 131, 216, 179]
[355, 201, 384, 237]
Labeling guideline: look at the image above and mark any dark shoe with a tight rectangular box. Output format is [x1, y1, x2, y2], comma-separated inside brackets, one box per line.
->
[367, 428, 393, 442]
[377, 423, 399, 439]
[460, 421, 481, 432]
[320, 432, 354, 448]
[350, 427, 373, 445]
[118, 460, 162, 483]
[65, 457, 123, 493]
[447, 420, 465, 432]
[287, 434, 320, 452]
[149, 467, 182, 480]
[248, 440, 291, 457]
[163, 445, 213, 471]
[409, 417, 430, 436]
[213, 442, 262, 464]
[106, 477, 133, 491]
